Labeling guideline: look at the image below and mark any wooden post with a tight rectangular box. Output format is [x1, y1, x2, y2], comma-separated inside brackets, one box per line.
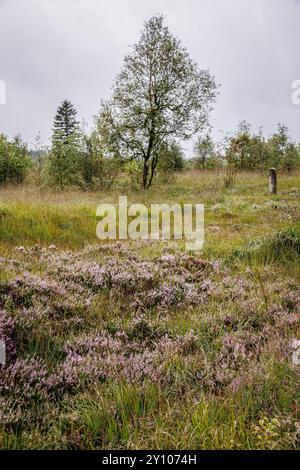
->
[269, 168, 277, 195]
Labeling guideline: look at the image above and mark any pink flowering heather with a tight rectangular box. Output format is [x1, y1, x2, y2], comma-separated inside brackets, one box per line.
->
[0, 357, 49, 404]
[0, 310, 17, 363]
[0, 241, 299, 436]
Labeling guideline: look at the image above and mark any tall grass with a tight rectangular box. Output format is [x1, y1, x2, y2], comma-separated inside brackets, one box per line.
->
[1, 170, 299, 257]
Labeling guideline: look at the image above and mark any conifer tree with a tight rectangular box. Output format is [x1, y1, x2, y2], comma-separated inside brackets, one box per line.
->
[47, 100, 81, 188]
[52, 100, 79, 147]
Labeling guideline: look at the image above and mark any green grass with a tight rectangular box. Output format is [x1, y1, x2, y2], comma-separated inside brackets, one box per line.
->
[0, 170, 299, 257]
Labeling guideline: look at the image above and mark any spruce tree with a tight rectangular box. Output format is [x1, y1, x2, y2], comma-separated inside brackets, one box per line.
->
[48, 100, 81, 188]
[52, 100, 79, 147]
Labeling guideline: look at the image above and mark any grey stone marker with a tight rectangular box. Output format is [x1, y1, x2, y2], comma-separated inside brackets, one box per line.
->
[0, 340, 5, 365]
[269, 168, 277, 195]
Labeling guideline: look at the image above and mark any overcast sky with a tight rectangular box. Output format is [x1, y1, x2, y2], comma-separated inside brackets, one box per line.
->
[0, 0, 300, 154]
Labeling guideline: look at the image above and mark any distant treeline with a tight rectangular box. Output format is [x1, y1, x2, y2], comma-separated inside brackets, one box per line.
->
[191, 121, 300, 172]
[1, 114, 299, 190]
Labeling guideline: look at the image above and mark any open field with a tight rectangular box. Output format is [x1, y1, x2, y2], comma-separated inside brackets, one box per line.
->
[0, 170, 300, 256]
[1, 170, 300, 449]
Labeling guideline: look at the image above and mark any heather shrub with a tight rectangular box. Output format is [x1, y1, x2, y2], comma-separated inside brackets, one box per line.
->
[0, 241, 299, 448]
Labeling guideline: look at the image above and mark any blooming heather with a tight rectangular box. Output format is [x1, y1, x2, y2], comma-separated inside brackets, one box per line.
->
[0, 242, 299, 427]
